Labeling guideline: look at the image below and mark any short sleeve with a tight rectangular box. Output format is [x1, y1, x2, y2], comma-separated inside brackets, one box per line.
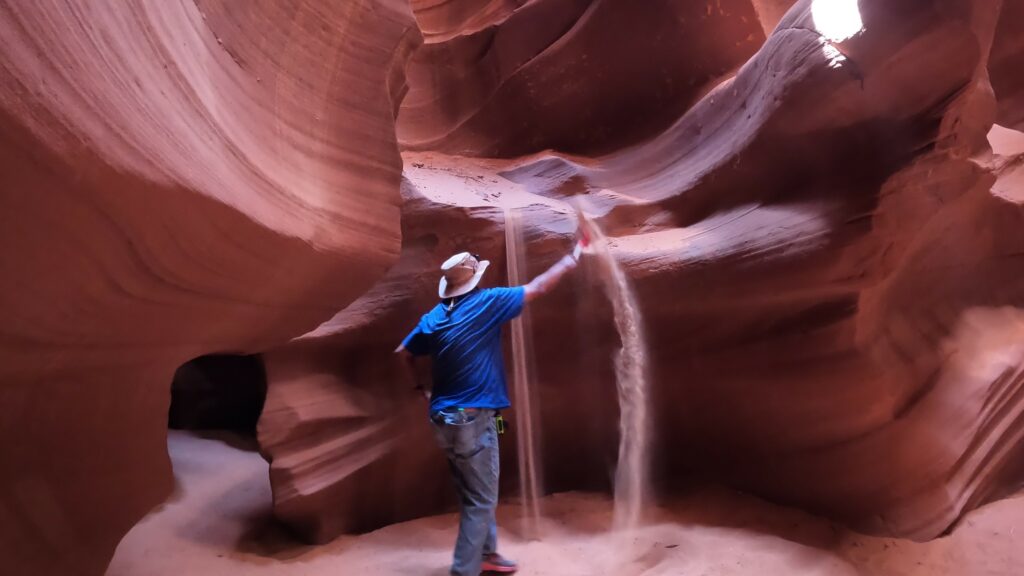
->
[490, 286, 526, 324]
[401, 324, 430, 356]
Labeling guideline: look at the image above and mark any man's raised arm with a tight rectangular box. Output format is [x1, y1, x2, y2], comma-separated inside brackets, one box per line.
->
[523, 236, 588, 302]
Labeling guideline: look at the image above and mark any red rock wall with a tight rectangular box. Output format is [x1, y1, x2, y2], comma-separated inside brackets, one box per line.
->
[991, 0, 1024, 130]
[0, 1, 419, 574]
[750, 0, 798, 34]
[257, 0, 1024, 545]
[398, 0, 767, 157]
[4, 0, 1024, 569]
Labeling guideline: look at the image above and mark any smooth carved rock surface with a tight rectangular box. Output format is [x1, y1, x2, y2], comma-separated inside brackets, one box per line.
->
[410, 0, 528, 42]
[0, 1, 418, 574]
[398, 0, 767, 157]
[257, 0, 1024, 545]
[991, 0, 1024, 130]
[750, 0, 798, 34]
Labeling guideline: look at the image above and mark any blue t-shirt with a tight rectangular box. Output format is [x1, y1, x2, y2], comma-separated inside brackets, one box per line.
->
[401, 287, 525, 413]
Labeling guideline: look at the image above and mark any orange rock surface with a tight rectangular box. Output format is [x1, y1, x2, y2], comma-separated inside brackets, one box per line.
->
[991, 0, 1024, 130]
[2, 0, 1024, 573]
[256, 0, 1024, 546]
[0, 1, 418, 574]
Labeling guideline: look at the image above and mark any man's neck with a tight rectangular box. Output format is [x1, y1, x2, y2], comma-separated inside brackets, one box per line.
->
[444, 289, 477, 311]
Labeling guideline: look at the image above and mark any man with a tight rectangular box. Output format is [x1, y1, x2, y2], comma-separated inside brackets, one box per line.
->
[396, 237, 586, 576]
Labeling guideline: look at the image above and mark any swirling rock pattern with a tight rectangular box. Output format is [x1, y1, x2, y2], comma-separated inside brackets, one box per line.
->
[257, 0, 1024, 545]
[0, 1, 418, 574]
[398, 0, 767, 157]
[3, 0, 1023, 570]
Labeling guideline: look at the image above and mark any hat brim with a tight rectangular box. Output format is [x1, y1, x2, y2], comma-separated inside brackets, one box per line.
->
[438, 260, 490, 298]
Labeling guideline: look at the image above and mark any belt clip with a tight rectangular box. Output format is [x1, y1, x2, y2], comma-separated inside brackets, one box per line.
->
[495, 413, 506, 435]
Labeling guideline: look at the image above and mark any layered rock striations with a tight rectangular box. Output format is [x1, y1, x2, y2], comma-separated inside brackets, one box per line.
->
[257, 0, 1024, 544]
[398, 0, 767, 157]
[3, 0, 1023, 569]
[0, 1, 418, 574]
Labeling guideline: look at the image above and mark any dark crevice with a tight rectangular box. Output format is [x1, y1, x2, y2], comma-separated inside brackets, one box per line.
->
[168, 353, 267, 436]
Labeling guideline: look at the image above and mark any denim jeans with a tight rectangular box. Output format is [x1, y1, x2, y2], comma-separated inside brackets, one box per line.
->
[431, 408, 499, 576]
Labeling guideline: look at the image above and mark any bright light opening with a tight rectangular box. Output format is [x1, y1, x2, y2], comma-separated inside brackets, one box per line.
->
[812, 0, 864, 42]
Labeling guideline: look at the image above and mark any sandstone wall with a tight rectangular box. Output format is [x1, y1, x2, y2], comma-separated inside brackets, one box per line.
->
[0, 1, 419, 573]
[257, 0, 1024, 544]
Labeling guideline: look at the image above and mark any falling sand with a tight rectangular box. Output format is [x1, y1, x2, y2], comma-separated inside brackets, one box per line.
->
[505, 207, 651, 535]
[579, 212, 651, 532]
[505, 208, 544, 537]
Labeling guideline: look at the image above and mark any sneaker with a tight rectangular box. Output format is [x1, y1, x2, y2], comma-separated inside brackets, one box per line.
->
[481, 552, 518, 573]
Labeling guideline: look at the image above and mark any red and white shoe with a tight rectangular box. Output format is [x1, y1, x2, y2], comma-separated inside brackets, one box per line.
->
[481, 552, 518, 573]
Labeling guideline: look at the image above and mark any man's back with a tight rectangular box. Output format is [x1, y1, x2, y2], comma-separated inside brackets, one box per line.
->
[402, 287, 525, 412]
[397, 245, 582, 576]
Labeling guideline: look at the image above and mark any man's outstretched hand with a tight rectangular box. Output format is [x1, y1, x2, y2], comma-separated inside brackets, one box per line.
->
[572, 211, 596, 260]
[572, 230, 595, 260]
[573, 239, 590, 260]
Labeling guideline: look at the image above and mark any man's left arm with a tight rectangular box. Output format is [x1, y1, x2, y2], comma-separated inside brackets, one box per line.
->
[395, 338, 430, 400]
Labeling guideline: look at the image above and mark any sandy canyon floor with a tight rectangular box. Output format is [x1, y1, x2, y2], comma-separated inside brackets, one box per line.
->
[108, 431, 1024, 575]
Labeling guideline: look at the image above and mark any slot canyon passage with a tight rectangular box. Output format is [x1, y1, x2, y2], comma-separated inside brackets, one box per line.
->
[3, 0, 1024, 574]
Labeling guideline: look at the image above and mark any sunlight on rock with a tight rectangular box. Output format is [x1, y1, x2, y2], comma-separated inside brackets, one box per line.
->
[821, 40, 849, 69]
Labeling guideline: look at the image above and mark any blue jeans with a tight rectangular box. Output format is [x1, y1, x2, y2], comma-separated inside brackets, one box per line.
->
[431, 408, 499, 576]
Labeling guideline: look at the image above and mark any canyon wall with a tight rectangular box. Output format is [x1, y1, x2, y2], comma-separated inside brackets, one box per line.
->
[257, 0, 1024, 544]
[398, 0, 766, 157]
[2, 0, 1023, 571]
[991, 0, 1024, 130]
[0, 1, 418, 574]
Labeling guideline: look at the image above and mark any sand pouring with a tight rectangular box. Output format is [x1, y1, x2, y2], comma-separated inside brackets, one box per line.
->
[574, 208, 651, 532]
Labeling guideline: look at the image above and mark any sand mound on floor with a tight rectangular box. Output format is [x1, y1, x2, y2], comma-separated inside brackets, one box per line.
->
[109, 431, 1024, 575]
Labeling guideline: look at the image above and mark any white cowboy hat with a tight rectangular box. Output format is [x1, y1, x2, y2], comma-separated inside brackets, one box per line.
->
[438, 252, 490, 298]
